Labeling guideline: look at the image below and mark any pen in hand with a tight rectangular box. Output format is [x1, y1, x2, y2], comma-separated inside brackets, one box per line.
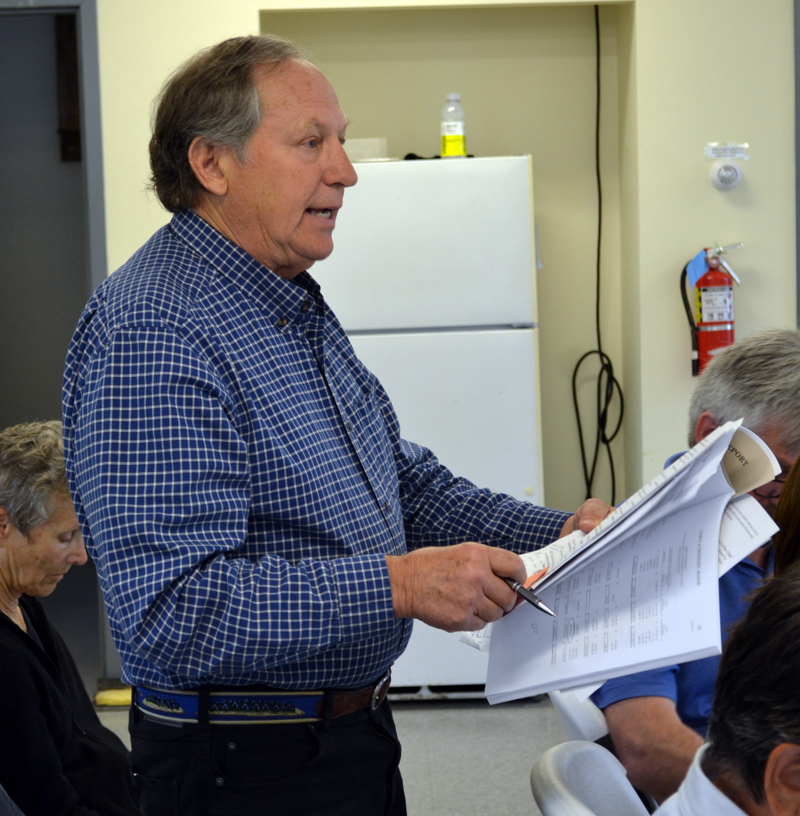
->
[503, 577, 557, 618]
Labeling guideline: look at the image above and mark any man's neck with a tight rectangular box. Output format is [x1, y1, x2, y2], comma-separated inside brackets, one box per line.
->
[713, 768, 767, 816]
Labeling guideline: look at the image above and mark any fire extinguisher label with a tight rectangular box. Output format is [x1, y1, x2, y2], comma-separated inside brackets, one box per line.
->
[699, 286, 734, 322]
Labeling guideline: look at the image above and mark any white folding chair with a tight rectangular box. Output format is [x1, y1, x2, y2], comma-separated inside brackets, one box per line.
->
[548, 689, 609, 742]
[531, 740, 650, 816]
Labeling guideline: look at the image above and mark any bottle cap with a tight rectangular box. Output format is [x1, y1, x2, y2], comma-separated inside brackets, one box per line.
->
[446, 93, 461, 101]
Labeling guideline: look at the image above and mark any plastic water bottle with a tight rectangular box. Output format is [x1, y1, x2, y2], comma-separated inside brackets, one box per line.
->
[441, 93, 466, 158]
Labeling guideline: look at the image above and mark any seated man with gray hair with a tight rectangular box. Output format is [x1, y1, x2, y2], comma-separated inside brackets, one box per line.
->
[591, 329, 800, 804]
[656, 561, 800, 816]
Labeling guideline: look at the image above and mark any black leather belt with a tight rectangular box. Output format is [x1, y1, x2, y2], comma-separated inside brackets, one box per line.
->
[134, 669, 392, 726]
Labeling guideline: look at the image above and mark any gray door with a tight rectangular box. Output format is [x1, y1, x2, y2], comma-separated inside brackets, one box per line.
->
[0, 9, 115, 693]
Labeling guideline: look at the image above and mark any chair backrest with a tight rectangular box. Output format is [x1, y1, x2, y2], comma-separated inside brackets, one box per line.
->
[548, 690, 609, 742]
[530, 740, 650, 816]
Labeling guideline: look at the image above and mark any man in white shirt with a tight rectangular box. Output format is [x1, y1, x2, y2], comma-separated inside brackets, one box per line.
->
[655, 563, 800, 816]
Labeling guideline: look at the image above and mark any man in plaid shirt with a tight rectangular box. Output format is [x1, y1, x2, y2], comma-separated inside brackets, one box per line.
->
[63, 34, 609, 816]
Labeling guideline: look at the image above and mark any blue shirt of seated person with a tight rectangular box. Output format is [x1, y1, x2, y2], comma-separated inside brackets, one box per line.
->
[591, 549, 771, 736]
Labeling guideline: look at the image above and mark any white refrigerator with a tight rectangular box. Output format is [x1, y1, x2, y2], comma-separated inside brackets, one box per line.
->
[312, 155, 543, 697]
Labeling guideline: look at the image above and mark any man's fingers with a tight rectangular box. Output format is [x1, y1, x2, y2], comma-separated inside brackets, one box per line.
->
[560, 498, 614, 538]
[385, 542, 526, 631]
[483, 573, 520, 615]
[486, 546, 527, 584]
[560, 513, 578, 538]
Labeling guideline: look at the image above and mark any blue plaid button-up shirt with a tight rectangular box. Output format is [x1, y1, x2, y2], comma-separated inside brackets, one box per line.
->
[62, 209, 570, 691]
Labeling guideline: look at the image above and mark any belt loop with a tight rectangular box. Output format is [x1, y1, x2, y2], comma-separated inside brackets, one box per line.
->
[322, 689, 334, 730]
[197, 687, 210, 727]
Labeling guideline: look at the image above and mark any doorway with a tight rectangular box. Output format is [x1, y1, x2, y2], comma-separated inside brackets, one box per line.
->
[0, 4, 114, 692]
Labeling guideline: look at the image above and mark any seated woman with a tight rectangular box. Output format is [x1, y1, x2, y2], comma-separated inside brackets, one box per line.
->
[0, 421, 141, 816]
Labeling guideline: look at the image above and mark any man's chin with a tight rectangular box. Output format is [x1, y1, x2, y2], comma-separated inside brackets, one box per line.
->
[270, 240, 335, 278]
[297, 244, 336, 271]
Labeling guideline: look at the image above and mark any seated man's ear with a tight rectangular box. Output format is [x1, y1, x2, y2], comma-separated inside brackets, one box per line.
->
[763, 743, 800, 816]
[694, 412, 719, 445]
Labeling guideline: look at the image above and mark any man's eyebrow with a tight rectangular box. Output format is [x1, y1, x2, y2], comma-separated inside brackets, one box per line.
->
[297, 116, 351, 134]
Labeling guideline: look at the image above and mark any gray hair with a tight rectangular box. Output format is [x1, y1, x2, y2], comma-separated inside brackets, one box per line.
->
[0, 421, 67, 535]
[688, 329, 800, 452]
[707, 562, 800, 803]
[148, 34, 304, 213]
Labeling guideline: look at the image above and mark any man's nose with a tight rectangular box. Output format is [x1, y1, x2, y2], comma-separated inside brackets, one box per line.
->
[326, 141, 358, 189]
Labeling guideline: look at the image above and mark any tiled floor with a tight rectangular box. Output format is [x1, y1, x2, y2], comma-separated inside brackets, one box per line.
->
[98, 696, 567, 816]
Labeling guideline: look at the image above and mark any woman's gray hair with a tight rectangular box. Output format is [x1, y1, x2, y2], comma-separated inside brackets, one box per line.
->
[688, 329, 800, 452]
[0, 421, 67, 535]
[149, 34, 305, 213]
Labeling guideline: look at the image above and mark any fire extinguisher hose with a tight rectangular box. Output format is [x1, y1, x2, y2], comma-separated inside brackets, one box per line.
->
[680, 264, 700, 377]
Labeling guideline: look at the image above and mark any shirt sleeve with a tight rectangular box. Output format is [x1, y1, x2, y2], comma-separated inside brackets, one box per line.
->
[591, 664, 680, 710]
[377, 383, 571, 553]
[70, 323, 396, 680]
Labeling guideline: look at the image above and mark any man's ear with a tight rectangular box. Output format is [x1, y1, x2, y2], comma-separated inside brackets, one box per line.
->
[763, 743, 800, 816]
[187, 136, 231, 198]
[694, 411, 719, 444]
[0, 508, 13, 543]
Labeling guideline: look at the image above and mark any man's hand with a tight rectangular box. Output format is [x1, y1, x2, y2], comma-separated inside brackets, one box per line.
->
[385, 543, 526, 632]
[559, 498, 614, 538]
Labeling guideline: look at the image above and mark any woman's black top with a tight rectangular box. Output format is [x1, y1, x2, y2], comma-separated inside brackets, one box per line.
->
[0, 595, 141, 815]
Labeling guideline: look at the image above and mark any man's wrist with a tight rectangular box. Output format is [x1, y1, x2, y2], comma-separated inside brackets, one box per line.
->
[385, 554, 413, 619]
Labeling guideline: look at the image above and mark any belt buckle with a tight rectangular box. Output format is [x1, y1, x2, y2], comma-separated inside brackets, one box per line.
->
[370, 669, 392, 711]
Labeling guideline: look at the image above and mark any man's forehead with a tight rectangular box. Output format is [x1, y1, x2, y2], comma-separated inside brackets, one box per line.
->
[256, 61, 335, 103]
[755, 424, 800, 471]
[254, 62, 346, 130]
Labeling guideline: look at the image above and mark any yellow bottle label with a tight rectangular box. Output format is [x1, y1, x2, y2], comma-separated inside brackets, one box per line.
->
[441, 122, 466, 157]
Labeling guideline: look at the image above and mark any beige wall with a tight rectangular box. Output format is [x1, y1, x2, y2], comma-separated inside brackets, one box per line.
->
[95, 0, 795, 512]
[258, 5, 625, 510]
[95, 0, 262, 266]
[621, 0, 796, 487]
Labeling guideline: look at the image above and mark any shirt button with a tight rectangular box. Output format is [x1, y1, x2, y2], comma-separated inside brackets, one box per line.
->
[383, 501, 390, 513]
[277, 317, 288, 327]
[228, 742, 237, 751]
[346, 422, 353, 432]
[300, 300, 311, 312]
[216, 777, 225, 786]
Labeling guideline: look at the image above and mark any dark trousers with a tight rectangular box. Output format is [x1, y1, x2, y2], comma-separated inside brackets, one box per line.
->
[129, 697, 406, 816]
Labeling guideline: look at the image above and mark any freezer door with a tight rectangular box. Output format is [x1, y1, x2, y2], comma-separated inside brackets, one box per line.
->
[312, 155, 536, 331]
[350, 327, 543, 689]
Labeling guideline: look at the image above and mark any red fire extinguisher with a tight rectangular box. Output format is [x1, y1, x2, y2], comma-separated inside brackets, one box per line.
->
[680, 243, 742, 375]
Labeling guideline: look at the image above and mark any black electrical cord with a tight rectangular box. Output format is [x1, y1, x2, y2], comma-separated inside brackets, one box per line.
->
[680, 264, 700, 376]
[571, 5, 624, 504]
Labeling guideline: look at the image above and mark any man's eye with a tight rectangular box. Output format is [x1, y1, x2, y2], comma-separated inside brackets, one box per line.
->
[305, 138, 318, 149]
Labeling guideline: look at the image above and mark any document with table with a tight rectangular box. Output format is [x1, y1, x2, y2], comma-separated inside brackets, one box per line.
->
[484, 421, 779, 704]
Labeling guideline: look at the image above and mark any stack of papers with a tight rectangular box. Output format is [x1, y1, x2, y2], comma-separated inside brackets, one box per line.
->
[481, 421, 779, 704]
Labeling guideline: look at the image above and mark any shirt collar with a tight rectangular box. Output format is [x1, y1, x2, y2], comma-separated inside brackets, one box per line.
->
[672, 745, 750, 816]
[170, 208, 322, 324]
